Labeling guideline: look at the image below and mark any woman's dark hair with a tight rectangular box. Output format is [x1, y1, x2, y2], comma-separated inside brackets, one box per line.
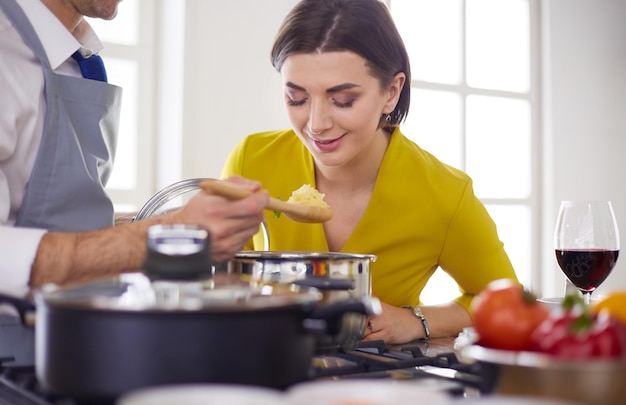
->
[271, 0, 411, 131]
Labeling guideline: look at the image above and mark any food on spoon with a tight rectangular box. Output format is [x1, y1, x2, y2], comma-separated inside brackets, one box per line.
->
[273, 184, 331, 219]
[286, 184, 330, 208]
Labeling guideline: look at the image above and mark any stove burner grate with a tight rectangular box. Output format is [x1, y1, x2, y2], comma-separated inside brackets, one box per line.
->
[313, 340, 486, 391]
[0, 364, 77, 405]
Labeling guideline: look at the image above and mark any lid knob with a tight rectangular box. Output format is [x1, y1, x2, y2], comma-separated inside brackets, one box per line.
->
[143, 224, 212, 281]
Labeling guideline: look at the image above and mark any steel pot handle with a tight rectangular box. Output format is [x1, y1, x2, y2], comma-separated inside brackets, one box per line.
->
[303, 296, 382, 336]
[292, 278, 355, 290]
[0, 291, 36, 326]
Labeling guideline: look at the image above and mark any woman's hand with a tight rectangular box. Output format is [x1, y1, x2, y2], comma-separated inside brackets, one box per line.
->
[362, 301, 473, 345]
[362, 302, 424, 344]
[169, 176, 268, 263]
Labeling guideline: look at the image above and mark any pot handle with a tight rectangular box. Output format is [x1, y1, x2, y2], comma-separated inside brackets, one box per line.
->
[303, 296, 382, 336]
[292, 278, 354, 291]
[0, 290, 36, 326]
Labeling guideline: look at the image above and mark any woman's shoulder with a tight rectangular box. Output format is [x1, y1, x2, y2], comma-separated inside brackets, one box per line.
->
[391, 129, 470, 184]
[230, 129, 300, 158]
[224, 128, 311, 180]
[241, 129, 305, 159]
[240, 128, 297, 145]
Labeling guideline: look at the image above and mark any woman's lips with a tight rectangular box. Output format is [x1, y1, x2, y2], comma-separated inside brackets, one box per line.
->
[312, 134, 345, 152]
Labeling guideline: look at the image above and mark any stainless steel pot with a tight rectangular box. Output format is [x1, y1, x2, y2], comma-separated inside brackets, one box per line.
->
[226, 251, 376, 353]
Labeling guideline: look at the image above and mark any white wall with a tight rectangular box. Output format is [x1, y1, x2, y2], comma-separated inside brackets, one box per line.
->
[167, 0, 626, 298]
[542, 0, 626, 297]
[179, 0, 298, 179]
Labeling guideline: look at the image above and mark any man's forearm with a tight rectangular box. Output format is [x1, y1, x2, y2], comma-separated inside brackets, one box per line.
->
[29, 219, 159, 288]
[115, 212, 136, 225]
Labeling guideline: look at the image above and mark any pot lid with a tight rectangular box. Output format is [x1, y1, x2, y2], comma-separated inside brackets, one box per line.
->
[36, 272, 322, 313]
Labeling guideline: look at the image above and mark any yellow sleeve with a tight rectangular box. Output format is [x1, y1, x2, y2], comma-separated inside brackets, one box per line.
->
[438, 179, 518, 313]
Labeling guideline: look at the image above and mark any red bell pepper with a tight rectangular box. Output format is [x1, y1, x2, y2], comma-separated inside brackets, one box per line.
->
[530, 294, 626, 360]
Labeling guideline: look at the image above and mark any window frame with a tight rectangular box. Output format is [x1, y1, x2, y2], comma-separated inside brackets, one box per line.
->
[387, 0, 543, 297]
[95, 0, 158, 212]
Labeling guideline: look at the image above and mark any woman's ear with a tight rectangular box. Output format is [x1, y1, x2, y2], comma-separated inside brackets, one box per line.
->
[383, 72, 406, 114]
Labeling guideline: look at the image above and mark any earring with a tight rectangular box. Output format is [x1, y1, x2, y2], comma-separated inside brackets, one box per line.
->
[381, 113, 392, 123]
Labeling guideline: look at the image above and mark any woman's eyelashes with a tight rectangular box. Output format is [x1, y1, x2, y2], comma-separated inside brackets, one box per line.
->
[332, 98, 355, 108]
[287, 97, 307, 107]
[285, 95, 356, 109]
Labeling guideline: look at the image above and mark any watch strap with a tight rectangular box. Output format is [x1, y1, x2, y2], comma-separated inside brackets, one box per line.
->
[403, 305, 430, 340]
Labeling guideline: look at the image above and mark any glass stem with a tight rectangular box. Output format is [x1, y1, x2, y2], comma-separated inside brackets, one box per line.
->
[582, 291, 592, 306]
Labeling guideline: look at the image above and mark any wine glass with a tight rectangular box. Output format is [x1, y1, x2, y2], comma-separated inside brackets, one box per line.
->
[554, 201, 620, 305]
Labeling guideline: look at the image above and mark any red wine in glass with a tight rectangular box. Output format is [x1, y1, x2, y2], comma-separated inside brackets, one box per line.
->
[554, 249, 619, 291]
[554, 201, 620, 305]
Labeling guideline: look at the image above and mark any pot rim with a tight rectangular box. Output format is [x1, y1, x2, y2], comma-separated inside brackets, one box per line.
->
[234, 250, 377, 262]
[35, 273, 323, 314]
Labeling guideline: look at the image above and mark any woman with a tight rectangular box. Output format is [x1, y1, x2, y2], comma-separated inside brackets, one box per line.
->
[222, 0, 518, 344]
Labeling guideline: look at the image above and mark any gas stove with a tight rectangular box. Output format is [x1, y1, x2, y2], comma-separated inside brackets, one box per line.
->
[0, 314, 488, 404]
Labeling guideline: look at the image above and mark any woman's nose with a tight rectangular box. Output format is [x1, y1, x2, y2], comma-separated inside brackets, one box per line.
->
[307, 100, 331, 135]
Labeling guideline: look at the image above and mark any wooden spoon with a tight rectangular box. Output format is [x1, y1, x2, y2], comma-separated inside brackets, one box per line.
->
[199, 179, 334, 223]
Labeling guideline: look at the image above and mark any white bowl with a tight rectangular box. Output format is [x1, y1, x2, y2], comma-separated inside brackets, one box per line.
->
[286, 379, 451, 405]
[450, 394, 578, 405]
[116, 384, 284, 405]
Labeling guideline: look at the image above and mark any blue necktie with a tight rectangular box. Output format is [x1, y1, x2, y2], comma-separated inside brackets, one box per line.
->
[71, 51, 107, 82]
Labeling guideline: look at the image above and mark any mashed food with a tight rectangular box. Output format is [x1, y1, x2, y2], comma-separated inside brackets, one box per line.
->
[287, 184, 330, 208]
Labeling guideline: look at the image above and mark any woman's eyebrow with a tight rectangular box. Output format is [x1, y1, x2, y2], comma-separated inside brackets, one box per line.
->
[286, 81, 361, 93]
[326, 83, 360, 93]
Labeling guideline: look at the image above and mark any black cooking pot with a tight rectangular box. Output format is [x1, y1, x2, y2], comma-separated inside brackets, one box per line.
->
[28, 272, 379, 404]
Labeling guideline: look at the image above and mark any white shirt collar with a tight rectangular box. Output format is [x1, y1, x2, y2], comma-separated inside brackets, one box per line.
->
[16, 0, 104, 70]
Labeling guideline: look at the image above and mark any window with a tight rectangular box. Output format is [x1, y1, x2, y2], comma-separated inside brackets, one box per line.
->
[85, 0, 157, 213]
[388, 0, 540, 302]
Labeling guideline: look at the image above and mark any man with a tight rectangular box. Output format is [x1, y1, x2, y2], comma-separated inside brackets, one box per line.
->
[0, 0, 267, 289]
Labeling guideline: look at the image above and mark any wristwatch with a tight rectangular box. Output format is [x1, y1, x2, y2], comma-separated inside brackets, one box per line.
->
[403, 305, 430, 340]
